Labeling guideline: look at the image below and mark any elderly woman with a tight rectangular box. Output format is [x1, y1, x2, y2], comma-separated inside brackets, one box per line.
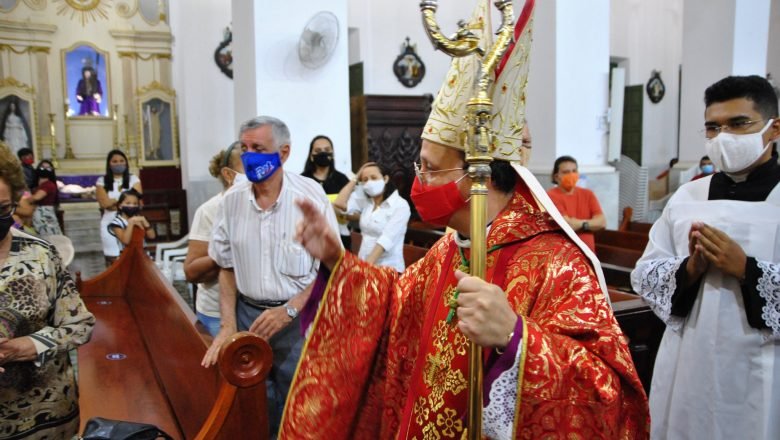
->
[184, 142, 245, 337]
[0, 145, 95, 439]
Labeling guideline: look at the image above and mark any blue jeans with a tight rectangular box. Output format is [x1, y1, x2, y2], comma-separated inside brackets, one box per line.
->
[196, 312, 221, 337]
[236, 299, 303, 438]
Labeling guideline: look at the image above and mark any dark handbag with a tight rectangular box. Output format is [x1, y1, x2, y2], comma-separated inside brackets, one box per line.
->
[81, 417, 174, 440]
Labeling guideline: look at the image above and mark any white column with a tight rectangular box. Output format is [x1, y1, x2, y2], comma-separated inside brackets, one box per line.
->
[526, 0, 618, 228]
[232, 0, 352, 175]
[527, 0, 611, 171]
[170, 0, 236, 222]
[767, 1, 780, 88]
[678, 0, 772, 163]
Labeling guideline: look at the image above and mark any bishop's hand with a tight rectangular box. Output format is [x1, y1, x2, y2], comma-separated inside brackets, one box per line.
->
[454, 270, 518, 349]
[295, 198, 342, 270]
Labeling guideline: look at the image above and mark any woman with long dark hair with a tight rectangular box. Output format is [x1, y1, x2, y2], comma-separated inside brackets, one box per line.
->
[95, 150, 142, 265]
[29, 160, 62, 237]
[75, 67, 103, 116]
[333, 162, 410, 272]
[301, 135, 351, 248]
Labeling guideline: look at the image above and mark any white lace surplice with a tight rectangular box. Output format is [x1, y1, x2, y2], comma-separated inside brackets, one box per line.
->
[631, 176, 780, 440]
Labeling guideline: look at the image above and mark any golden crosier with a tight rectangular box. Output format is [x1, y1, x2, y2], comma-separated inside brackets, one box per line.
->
[419, 1, 516, 439]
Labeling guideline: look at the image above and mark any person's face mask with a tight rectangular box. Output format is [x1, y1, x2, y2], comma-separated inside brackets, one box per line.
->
[312, 152, 333, 168]
[363, 179, 386, 198]
[705, 120, 774, 173]
[120, 206, 140, 217]
[0, 214, 13, 241]
[559, 172, 579, 192]
[111, 164, 127, 175]
[21, 157, 34, 166]
[700, 164, 714, 174]
[226, 168, 248, 186]
[241, 151, 282, 183]
[410, 173, 468, 226]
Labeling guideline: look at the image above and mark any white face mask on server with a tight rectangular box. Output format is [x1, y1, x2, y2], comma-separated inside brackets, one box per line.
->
[705, 120, 774, 174]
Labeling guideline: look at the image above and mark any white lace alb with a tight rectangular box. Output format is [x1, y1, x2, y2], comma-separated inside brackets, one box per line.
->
[632, 257, 686, 331]
[757, 260, 780, 340]
[482, 343, 522, 440]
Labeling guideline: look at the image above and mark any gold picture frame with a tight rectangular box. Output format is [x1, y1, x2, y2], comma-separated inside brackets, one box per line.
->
[137, 81, 179, 167]
[61, 41, 112, 119]
[0, 77, 38, 158]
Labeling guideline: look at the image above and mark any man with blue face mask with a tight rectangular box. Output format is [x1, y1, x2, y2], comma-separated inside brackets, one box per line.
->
[202, 116, 339, 437]
[632, 75, 780, 439]
[690, 155, 715, 180]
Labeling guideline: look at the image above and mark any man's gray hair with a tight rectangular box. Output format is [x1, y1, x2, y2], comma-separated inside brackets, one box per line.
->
[239, 116, 291, 148]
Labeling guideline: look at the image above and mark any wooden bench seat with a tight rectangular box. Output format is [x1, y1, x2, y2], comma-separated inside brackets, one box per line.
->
[596, 243, 644, 291]
[76, 229, 272, 439]
[79, 297, 181, 435]
[594, 229, 649, 252]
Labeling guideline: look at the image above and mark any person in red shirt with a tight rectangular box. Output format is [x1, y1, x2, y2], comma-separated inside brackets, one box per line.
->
[547, 155, 606, 251]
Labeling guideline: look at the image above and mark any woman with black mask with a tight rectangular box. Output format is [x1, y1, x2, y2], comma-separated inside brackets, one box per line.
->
[302, 135, 351, 249]
[29, 160, 62, 237]
[96, 150, 142, 265]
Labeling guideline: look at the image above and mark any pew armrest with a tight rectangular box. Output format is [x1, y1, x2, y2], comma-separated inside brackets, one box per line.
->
[194, 332, 273, 440]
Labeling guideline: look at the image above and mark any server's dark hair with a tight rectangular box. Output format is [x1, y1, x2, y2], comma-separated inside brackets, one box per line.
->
[704, 75, 778, 120]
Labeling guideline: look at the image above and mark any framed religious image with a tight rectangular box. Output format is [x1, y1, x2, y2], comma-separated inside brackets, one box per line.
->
[0, 77, 38, 158]
[646, 70, 665, 104]
[214, 25, 233, 79]
[393, 37, 425, 88]
[137, 82, 179, 167]
[62, 42, 112, 118]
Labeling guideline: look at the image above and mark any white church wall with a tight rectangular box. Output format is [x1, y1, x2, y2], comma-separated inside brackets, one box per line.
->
[232, 0, 351, 177]
[610, 0, 683, 171]
[347, 0, 473, 96]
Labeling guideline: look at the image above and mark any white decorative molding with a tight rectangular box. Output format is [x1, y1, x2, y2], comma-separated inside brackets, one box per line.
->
[109, 28, 172, 43]
[0, 18, 58, 34]
[115, 0, 137, 18]
[22, 0, 46, 11]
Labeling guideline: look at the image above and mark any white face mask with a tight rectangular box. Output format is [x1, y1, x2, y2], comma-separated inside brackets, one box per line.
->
[363, 179, 386, 197]
[705, 120, 774, 173]
[232, 172, 249, 185]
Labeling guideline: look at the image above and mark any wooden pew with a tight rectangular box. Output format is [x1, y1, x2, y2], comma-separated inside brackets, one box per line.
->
[595, 244, 644, 292]
[76, 228, 272, 439]
[594, 229, 649, 252]
[618, 206, 654, 234]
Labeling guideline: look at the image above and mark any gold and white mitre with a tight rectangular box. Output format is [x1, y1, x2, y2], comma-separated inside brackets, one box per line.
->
[421, 0, 535, 165]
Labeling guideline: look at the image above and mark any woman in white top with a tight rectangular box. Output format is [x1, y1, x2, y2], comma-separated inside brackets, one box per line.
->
[334, 162, 410, 272]
[183, 142, 245, 337]
[95, 149, 142, 265]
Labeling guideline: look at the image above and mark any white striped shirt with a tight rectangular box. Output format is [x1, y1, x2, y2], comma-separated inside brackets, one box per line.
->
[208, 170, 340, 302]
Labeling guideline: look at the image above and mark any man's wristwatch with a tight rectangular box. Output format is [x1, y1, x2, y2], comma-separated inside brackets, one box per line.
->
[581, 221, 590, 232]
[284, 303, 299, 319]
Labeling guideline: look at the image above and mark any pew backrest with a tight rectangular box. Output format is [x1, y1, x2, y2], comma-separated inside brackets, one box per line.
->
[77, 228, 270, 439]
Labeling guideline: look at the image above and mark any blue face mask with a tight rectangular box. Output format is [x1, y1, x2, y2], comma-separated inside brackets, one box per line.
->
[241, 151, 282, 183]
[701, 164, 714, 174]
